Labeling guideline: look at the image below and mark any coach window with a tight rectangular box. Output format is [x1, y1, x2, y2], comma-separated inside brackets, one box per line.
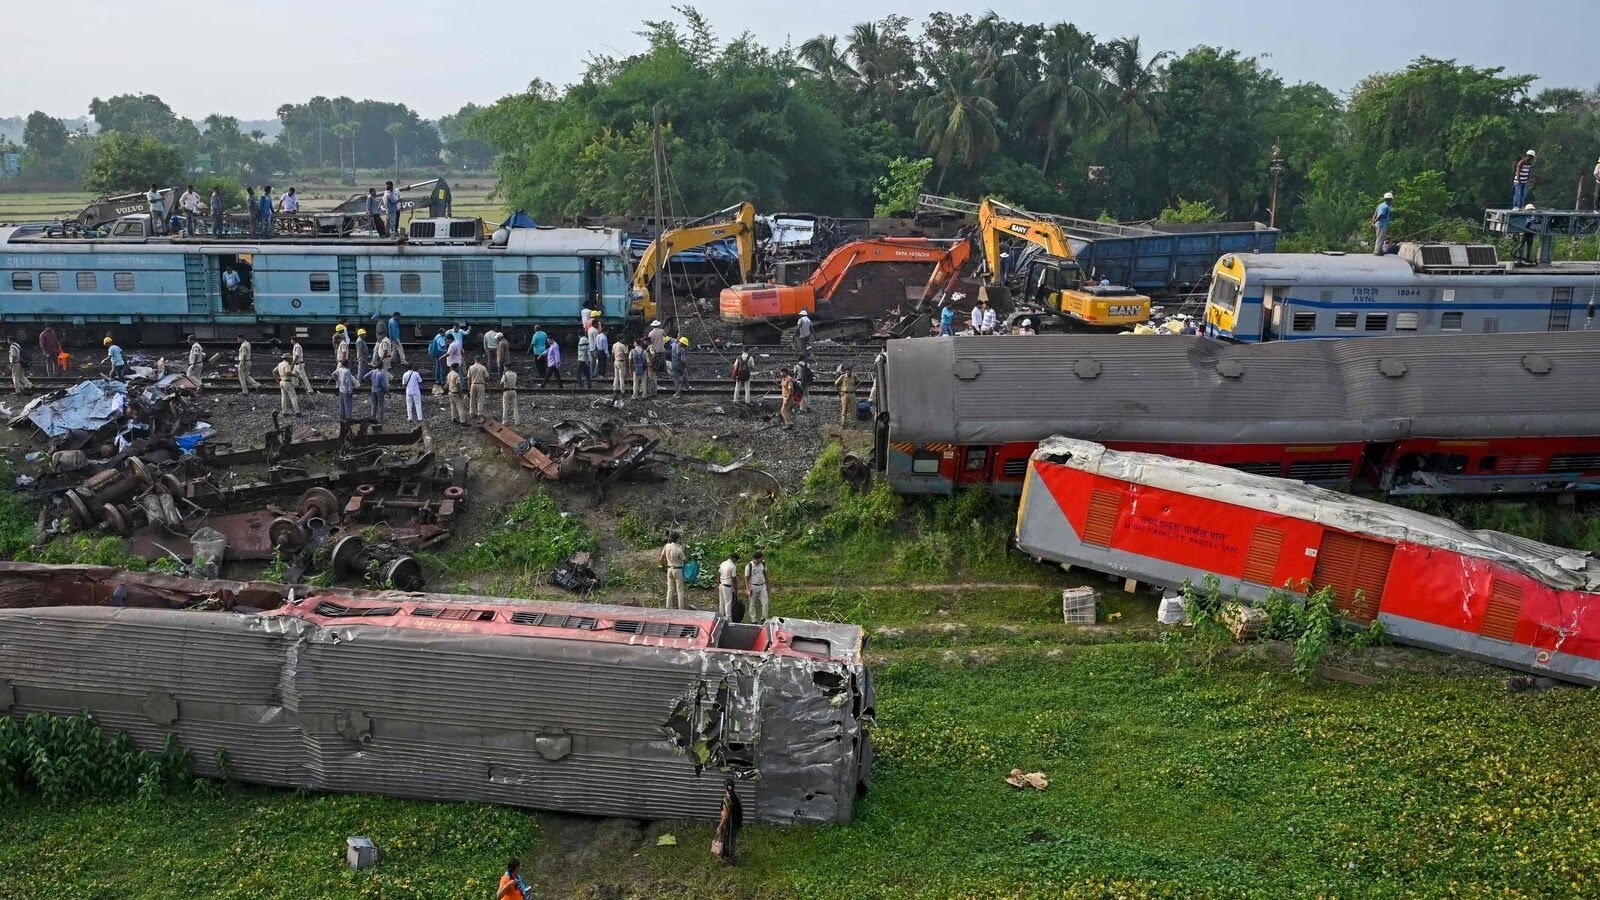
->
[76, 272, 96, 291]
[964, 447, 989, 472]
[1395, 312, 1419, 331]
[1292, 312, 1317, 332]
[38, 272, 60, 292]
[10, 272, 31, 291]
[363, 273, 384, 294]
[1440, 311, 1464, 331]
[518, 273, 540, 295]
[400, 273, 421, 293]
[1364, 312, 1389, 332]
[113, 272, 135, 291]
[910, 452, 941, 475]
[1334, 311, 1357, 331]
[309, 273, 332, 292]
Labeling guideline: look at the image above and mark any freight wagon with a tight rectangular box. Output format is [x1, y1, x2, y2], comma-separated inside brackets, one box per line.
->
[873, 332, 1600, 497]
[0, 564, 873, 824]
[0, 218, 633, 347]
[1015, 437, 1600, 686]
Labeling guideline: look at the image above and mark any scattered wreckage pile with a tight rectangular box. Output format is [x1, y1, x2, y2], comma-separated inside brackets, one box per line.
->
[10, 376, 465, 590]
[481, 415, 774, 501]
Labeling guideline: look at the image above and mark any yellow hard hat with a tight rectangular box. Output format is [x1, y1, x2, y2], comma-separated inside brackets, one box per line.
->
[335, 324, 346, 332]
[102, 337, 113, 345]
[678, 336, 689, 345]
[357, 328, 367, 336]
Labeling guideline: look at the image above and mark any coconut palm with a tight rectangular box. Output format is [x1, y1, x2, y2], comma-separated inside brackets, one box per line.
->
[914, 53, 1001, 192]
[1103, 36, 1171, 152]
[799, 34, 855, 83]
[1021, 24, 1107, 174]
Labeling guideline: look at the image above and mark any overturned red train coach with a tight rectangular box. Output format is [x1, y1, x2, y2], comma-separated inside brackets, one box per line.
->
[1016, 437, 1600, 685]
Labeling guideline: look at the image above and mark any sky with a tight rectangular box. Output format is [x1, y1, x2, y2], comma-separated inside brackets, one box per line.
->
[6, 0, 1599, 121]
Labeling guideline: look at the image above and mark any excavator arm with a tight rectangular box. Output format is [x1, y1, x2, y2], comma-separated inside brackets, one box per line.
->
[976, 197, 1149, 328]
[631, 201, 757, 320]
[977, 198, 1076, 280]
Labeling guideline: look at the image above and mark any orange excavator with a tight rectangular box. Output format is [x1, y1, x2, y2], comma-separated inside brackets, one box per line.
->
[720, 237, 972, 342]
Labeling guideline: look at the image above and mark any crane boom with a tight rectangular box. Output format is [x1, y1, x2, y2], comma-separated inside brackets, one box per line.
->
[631, 201, 757, 320]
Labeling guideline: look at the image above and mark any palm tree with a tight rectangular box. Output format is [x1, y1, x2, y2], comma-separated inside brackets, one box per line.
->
[345, 121, 362, 177]
[386, 123, 403, 182]
[1021, 24, 1106, 174]
[914, 53, 1001, 192]
[1103, 36, 1171, 152]
[799, 34, 855, 83]
[331, 124, 351, 174]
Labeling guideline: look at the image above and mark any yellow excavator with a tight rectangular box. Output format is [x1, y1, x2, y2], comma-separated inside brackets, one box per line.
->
[631, 201, 758, 321]
[977, 198, 1151, 328]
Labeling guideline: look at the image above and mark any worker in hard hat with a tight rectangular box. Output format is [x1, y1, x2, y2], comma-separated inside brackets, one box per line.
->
[1372, 191, 1394, 257]
[331, 322, 348, 358]
[102, 336, 126, 380]
[796, 308, 813, 354]
[353, 328, 369, 380]
[1015, 318, 1035, 335]
[670, 335, 690, 397]
[1512, 149, 1536, 209]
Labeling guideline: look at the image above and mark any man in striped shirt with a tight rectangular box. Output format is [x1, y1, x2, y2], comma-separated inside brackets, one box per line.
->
[1512, 150, 1536, 209]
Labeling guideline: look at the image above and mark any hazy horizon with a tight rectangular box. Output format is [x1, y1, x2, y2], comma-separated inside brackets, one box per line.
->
[3, 0, 1597, 123]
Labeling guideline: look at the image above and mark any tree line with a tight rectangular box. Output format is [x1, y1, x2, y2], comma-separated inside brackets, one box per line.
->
[5, 7, 1595, 248]
[471, 8, 1597, 247]
[1, 93, 489, 197]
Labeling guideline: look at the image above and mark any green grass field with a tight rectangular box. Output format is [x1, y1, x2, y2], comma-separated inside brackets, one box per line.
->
[6, 644, 1600, 898]
[0, 171, 507, 224]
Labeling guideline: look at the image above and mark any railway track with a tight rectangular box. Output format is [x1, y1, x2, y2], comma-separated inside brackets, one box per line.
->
[16, 372, 874, 399]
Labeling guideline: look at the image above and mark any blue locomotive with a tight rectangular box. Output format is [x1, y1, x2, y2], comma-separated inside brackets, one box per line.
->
[0, 214, 634, 347]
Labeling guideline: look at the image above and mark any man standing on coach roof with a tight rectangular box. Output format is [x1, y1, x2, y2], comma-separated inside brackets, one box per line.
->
[179, 184, 201, 236]
[384, 181, 401, 237]
[1372, 192, 1394, 256]
[1513, 149, 1536, 209]
[209, 185, 224, 237]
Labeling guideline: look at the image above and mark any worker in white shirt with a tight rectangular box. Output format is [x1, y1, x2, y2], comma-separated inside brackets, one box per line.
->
[970, 299, 996, 334]
[743, 551, 770, 621]
[718, 551, 743, 621]
[279, 187, 299, 214]
[179, 185, 201, 236]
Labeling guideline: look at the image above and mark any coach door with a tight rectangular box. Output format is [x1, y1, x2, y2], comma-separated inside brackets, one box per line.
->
[1309, 531, 1394, 623]
[183, 254, 214, 315]
[1259, 287, 1278, 342]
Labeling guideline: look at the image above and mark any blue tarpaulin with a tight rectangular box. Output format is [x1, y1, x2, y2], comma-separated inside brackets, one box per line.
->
[25, 380, 128, 438]
[500, 210, 538, 229]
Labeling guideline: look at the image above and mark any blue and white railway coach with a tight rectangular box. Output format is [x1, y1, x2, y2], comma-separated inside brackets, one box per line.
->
[1205, 242, 1600, 342]
[0, 217, 634, 346]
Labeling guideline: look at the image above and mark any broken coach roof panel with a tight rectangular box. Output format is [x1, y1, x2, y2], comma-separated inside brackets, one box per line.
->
[883, 331, 1600, 445]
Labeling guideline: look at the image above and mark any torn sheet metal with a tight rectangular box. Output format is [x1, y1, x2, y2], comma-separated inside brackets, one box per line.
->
[0, 562, 872, 824]
[22, 380, 128, 438]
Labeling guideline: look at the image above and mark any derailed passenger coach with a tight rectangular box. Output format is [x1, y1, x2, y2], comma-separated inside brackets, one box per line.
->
[1016, 437, 1600, 686]
[873, 331, 1600, 497]
[0, 564, 873, 824]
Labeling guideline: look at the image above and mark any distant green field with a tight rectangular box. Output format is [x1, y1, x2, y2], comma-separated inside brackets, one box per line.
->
[0, 173, 507, 224]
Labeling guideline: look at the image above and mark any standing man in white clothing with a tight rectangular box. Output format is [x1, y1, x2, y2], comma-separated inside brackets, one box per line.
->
[718, 551, 743, 621]
[401, 362, 424, 421]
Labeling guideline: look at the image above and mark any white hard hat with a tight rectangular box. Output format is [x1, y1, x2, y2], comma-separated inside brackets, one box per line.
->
[1524, 204, 1536, 210]
[800, 309, 809, 315]
[1021, 318, 1031, 326]
[1526, 149, 1537, 157]
[650, 320, 661, 327]
[1382, 192, 1394, 200]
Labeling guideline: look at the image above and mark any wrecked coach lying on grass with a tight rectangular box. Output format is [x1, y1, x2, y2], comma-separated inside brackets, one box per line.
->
[0, 563, 873, 824]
